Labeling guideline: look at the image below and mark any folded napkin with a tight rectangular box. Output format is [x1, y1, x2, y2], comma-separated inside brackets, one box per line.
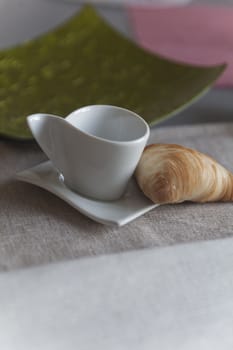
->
[0, 236, 233, 349]
[129, 5, 233, 87]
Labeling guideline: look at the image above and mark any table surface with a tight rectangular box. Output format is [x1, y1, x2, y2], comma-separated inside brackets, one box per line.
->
[1, 236, 233, 350]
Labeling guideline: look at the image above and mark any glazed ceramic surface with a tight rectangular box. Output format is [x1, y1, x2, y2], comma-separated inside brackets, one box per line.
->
[27, 105, 150, 200]
[16, 161, 158, 226]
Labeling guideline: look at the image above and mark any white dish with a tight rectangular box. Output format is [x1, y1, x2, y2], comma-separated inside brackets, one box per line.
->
[16, 161, 158, 226]
[27, 106, 149, 201]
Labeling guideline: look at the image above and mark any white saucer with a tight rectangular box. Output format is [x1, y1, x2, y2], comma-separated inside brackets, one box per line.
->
[16, 161, 158, 226]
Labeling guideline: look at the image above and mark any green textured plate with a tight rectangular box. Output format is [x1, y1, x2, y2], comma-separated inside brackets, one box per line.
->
[0, 6, 226, 140]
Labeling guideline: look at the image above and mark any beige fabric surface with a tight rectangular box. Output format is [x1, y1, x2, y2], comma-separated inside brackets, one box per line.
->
[1, 122, 233, 271]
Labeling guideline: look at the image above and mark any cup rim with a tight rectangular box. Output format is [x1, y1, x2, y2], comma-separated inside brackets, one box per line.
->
[65, 104, 150, 145]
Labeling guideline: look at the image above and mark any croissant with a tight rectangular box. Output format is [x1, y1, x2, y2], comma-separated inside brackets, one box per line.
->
[135, 143, 233, 204]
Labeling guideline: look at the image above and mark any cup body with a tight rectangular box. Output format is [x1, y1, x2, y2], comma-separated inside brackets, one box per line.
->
[28, 105, 150, 201]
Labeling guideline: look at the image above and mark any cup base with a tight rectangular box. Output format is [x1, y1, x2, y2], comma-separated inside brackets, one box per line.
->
[59, 173, 126, 202]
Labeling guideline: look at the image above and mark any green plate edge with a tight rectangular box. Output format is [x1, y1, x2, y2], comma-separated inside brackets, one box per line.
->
[0, 5, 226, 140]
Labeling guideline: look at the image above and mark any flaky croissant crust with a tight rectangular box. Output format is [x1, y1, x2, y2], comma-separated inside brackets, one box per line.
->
[135, 143, 233, 204]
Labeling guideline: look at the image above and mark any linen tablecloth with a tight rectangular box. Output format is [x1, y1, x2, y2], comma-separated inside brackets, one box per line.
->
[1, 122, 233, 271]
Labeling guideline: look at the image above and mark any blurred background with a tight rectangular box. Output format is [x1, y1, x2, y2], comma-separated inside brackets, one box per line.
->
[0, 0, 231, 127]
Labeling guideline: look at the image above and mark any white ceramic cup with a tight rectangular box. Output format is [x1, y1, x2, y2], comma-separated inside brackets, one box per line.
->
[27, 105, 150, 200]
